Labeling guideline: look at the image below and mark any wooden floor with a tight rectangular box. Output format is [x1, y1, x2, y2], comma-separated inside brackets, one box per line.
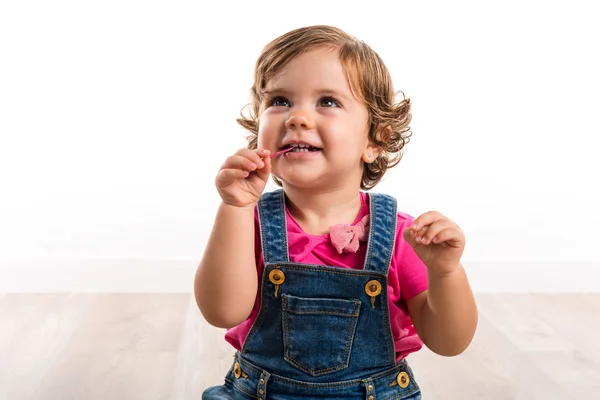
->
[0, 293, 598, 399]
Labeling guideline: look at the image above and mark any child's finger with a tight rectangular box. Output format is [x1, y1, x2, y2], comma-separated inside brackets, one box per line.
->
[248, 148, 267, 168]
[254, 155, 272, 182]
[242, 148, 268, 168]
[411, 211, 444, 232]
[402, 227, 418, 247]
[413, 226, 429, 244]
[419, 219, 455, 245]
[403, 224, 428, 245]
[222, 155, 261, 172]
[231, 148, 266, 169]
[256, 148, 271, 160]
[216, 168, 250, 185]
[430, 227, 465, 247]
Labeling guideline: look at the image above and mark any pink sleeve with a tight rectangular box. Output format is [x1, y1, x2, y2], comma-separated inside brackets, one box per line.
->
[394, 212, 429, 301]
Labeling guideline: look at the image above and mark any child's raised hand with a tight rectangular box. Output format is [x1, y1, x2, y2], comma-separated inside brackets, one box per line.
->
[402, 211, 466, 276]
[215, 148, 272, 208]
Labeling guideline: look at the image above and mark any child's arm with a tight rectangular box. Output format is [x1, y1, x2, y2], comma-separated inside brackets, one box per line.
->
[194, 148, 271, 328]
[403, 212, 478, 356]
[407, 267, 477, 356]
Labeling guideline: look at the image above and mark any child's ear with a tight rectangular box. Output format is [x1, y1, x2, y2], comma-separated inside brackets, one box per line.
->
[362, 124, 391, 163]
[362, 144, 381, 164]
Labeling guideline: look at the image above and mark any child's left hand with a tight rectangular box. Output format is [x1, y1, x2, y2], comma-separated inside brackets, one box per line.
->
[402, 211, 466, 275]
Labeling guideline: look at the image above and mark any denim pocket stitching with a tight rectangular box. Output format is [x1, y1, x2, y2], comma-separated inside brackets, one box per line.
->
[285, 313, 360, 376]
[282, 295, 361, 376]
[283, 308, 360, 317]
[383, 391, 421, 400]
[231, 379, 258, 399]
[273, 263, 387, 278]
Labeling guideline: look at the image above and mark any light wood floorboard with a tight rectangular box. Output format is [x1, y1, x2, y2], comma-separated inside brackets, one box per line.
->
[0, 293, 597, 399]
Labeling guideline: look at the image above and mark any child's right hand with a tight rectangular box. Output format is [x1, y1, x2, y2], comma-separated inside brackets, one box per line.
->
[215, 148, 272, 208]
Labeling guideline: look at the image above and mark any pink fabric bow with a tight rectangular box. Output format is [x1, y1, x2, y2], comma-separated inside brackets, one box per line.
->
[328, 215, 370, 254]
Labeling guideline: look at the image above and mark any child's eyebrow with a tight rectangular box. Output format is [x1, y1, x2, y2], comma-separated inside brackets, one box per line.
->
[314, 89, 351, 102]
[262, 87, 352, 102]
[261, 87, 291, 97]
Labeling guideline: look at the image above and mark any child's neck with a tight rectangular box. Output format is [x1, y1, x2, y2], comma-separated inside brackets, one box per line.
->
[283, 186, 362, 236]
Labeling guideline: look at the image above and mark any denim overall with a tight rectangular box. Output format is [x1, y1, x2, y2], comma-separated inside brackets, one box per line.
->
[203, 189, 421, 400]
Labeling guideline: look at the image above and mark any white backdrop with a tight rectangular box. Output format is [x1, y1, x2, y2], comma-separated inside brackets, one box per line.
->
[1, 1, 598, 292]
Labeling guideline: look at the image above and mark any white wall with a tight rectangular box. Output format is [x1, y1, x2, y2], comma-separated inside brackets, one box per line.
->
[1, 1, 598, 292]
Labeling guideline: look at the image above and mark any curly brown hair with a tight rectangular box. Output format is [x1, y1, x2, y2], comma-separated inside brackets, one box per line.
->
[237, 25, 412, 190]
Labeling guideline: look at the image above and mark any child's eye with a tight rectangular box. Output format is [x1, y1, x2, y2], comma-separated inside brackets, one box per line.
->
[270, 96, 290, 107]
[319, 97, 341, 108]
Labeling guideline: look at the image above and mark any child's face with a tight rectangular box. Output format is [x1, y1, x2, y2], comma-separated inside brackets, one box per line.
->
[257, 48, 374, 191]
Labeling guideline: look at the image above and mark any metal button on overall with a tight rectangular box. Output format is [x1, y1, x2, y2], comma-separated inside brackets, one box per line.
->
[397, 371, 410, 388]
[233, 362, 242, 379]
[269, 269, 286, 298]
[365, 280, 382, 309]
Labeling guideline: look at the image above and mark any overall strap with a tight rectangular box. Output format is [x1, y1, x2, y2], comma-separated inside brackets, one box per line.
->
[363, 193, 398, 274]
[257, 189, 289, 264]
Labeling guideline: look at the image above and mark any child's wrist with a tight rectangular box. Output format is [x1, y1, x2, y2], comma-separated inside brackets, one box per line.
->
[220, 201, 256, 213]
[428, 263, 463, 280]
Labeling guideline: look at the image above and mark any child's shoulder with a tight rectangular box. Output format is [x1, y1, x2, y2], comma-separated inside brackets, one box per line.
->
[396, 210, 416, 225]
[363, 191, 416, 224]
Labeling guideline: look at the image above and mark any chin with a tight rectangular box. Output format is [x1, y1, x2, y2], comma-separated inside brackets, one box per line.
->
[278, 175, 325, 190]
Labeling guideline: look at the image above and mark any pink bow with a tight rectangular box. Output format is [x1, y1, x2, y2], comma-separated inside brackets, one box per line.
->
[328, 215, 370, 254]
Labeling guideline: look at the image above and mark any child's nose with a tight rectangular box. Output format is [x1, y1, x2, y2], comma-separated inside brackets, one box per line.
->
[285, 111, 314, 130]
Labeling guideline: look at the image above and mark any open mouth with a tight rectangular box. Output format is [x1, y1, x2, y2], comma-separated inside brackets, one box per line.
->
[282, 143, 322, 153]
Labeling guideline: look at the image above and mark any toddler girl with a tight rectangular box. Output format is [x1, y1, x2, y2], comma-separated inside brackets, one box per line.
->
[195, 25, 478, 400]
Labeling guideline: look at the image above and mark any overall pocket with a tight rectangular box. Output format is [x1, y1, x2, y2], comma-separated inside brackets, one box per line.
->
[281, 294, 361, 376]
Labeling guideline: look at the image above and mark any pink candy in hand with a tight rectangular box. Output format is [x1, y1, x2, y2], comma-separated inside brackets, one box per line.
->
[269, 147, 293, 159]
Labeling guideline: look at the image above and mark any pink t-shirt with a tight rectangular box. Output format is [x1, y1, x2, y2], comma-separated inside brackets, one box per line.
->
[225, 192, 429, 361]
